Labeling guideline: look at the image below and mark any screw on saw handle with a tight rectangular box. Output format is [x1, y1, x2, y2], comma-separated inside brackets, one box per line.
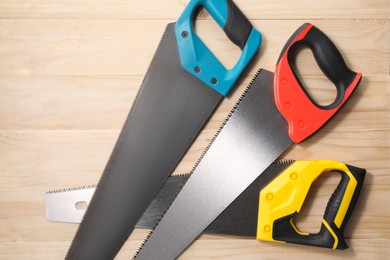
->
[175, 0, 262, 96]
[257, 161, 366, 250]
[274, 23, 362, 143]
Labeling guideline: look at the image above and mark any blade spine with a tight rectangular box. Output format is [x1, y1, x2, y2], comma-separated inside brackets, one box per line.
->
[132, 68, 263, 260]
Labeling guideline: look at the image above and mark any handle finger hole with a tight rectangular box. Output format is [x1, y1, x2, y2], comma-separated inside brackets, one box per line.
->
[193, 6, 241, 69]
[293, 171, 341, 234]
[288, 43, 340, 109]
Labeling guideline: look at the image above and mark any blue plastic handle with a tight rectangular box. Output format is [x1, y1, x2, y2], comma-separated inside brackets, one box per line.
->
[175, 0, 262, 96]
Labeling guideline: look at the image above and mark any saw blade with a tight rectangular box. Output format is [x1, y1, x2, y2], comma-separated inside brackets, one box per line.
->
[66, 1, 262, 257]
[45, 158, 369, 249]
[66, 23, 223, 260]
[133, 69, 293, 259]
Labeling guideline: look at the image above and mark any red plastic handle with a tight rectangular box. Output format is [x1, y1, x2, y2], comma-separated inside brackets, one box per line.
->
[274, 23, 362, 143]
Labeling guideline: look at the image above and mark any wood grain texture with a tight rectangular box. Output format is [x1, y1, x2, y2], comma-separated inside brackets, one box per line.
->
[0, 0, 389, 259]
[0, 19, 388, 76]
[0, 0, 389, 19]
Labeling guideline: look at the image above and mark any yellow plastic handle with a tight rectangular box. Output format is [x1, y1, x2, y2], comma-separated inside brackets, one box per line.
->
[257, 160, 365, 249]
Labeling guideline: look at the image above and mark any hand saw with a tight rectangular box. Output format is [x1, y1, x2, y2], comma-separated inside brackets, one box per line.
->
[45, 160, 365, 250]
[133, 23, 362, 259]
[66, 1, 261, 259]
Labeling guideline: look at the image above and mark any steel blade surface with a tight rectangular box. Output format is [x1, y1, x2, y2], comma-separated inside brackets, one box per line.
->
[137, 161, 292, 236]
[66, 23, 222, 260]
[134, 70, 293, 260]
[136, 175, 189, 228]
[204, 161, 291, 237]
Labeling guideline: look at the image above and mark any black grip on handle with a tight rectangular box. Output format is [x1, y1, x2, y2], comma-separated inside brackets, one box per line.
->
[339, 165, 366, 231]
[224, 0, 253, 50]
[323, 173, 350, 225]
[287, 24, 359, 109]
[322, 165, 366, 247]
[320, 172, 351, 249]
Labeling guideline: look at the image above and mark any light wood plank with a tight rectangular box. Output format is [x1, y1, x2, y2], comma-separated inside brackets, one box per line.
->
[0, 0, 389, 20]
[0, 113, 388, 179]
[0, 130, 388, 182]
[0, 19, 388, 76]
[1, 75, 388, 130]
[177, 238, 390, 260]
[0, 75, 139, 130]
[3, 239, 384, 260]
[1, 72, 388, 180]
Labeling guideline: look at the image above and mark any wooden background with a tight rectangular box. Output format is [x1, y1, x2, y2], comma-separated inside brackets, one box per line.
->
[0, 0, 389, 259]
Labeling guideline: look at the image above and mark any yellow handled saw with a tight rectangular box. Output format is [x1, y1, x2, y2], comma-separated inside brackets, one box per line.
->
[45, 160, 365, 250]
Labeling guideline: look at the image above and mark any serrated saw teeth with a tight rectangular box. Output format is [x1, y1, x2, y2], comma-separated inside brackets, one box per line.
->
[45, 185, 96, 195]
[276, 159, 296, 165]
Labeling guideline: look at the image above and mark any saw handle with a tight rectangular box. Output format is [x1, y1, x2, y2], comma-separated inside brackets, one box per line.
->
[175, 0, 262, 96]
[274, 23, 362, 143]
[257, 161, 366, 250]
